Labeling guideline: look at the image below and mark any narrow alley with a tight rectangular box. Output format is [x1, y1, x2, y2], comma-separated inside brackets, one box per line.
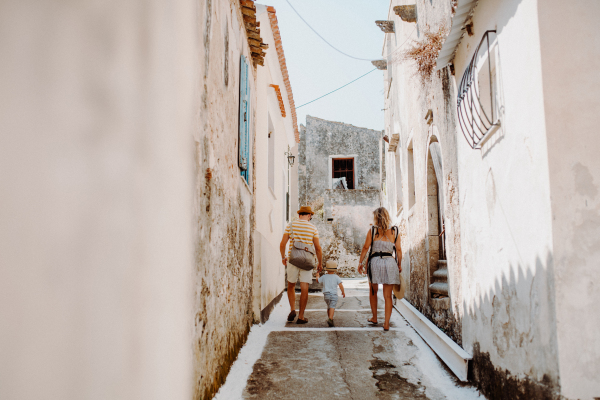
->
[215, 280, 482, 400]
[2, 0, 600, 399]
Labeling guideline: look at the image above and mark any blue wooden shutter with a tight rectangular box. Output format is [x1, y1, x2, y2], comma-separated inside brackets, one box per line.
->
[239, 55, 250, 182]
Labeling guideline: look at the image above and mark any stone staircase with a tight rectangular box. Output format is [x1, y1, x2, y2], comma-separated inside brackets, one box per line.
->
[429, 259, 448, 297]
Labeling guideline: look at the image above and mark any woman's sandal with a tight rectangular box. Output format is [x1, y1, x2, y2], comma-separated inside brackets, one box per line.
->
[383, 324, 390, 331]
[367, 318, 379, 325]
[296, 318, 308, 324]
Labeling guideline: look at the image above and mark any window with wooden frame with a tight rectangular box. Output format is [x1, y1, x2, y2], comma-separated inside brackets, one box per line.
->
[332, 158, 355, 189]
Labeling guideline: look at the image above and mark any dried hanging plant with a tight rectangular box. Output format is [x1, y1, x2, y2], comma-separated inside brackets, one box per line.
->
[394, 25, 448, 86]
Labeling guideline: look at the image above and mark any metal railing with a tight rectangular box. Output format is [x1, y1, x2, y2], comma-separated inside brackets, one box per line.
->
[457, 30, 499, 149]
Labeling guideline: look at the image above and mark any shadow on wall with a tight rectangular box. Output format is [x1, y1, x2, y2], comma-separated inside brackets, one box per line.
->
[463, 252, 561, 400]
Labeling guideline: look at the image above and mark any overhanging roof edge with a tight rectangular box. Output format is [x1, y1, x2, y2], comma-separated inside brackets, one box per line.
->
[434, 0, 477, 70]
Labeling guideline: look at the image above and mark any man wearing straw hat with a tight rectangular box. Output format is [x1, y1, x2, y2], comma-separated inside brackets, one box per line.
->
[280, 206, 323, 324]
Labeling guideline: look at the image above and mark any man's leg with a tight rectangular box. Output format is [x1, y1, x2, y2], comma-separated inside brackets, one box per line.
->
[327, 308, 334, 319]
[298, 282, 309, 320]
[287, 281, 296, 313]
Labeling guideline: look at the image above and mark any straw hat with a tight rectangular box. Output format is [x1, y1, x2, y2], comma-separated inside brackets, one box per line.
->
[297, 206, 315, 215]
[393, 274, 406, 300]
[325, 260, 338, 271]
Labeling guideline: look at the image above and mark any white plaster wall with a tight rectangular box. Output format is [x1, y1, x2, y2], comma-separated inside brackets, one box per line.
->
[537, 1, 600, 398]
[454, 0, 559, 384]
[0, 1, 195, 399]
[254, 6, 297, 312]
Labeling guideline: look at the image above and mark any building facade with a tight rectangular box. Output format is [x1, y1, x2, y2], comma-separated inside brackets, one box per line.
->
[252, 5, 300, 322]
[380, 0, 600, 399]
[299, 116, 382, 276]
[0, 1, 298, 399]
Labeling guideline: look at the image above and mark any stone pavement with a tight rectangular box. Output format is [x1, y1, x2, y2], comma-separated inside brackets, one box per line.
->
[215, 279, 483, 400]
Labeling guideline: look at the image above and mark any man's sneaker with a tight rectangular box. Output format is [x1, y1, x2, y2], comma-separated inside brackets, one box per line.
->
[327, 318, 334, 327]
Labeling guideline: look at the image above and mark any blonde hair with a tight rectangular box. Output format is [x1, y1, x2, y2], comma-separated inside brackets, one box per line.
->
[373, 207, 391, 236]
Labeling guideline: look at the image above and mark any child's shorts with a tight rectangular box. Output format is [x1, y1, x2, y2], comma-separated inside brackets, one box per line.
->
[324, 293, 338, 309]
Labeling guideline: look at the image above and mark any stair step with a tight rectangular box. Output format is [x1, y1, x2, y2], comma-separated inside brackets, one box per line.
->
[429, 282, 449, 296]
[433, 267, 448, 279]
[437, 259, 447, 266]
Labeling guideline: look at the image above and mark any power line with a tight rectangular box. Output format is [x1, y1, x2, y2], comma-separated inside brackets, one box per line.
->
[284, 0, 375, 61]
[294, 27, 418, 109]
[296, 68, 378, 109]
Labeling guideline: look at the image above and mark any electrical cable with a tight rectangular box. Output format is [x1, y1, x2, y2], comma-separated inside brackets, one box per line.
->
[296, 68, 378, 109]
[284, 0, 375, 61]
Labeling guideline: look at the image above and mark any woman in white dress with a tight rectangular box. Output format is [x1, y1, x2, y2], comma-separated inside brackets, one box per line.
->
[358, 207, 402, 331]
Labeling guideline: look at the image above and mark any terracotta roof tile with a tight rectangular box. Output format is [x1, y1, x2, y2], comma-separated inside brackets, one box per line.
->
[267, 7, 299, 143]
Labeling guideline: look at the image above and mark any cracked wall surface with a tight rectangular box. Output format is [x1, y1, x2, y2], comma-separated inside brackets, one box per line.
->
[299, 116, 382, 275]
[192, 1, 257, 398]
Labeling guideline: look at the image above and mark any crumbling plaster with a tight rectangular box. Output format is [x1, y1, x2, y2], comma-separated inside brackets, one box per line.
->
[382, 0, 463, 344]
[299, 116, 383, 276]
[192, 0, 258, 399]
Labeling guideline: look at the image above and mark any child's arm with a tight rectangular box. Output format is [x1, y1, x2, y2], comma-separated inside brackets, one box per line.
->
[339, 282, 345, 298]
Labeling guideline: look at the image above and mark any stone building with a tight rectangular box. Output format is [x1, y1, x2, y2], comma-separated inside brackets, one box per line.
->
[299, 115, 382, 276]
[379, 0, 600, 399]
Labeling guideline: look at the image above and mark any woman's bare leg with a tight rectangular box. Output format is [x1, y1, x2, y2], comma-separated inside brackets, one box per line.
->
[382, 284, 393, 329]
[369, 283, 379, 322]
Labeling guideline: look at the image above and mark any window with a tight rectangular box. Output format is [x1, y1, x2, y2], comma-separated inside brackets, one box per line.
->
[395, 150, 403, 213]
[268, 114, 275, 192]
[332, 158, 355, 189]
[457, 30, 501, 149]
[238, 55, 251, 183]
[407, 139, 415, 209]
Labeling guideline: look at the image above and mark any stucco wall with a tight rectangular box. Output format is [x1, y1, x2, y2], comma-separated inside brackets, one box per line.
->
[191, 0, 258, 398]
[382, 0, 463, 344]
[452, 1, 561, 397]
[538, 1, 600, 398]
[253, 5, 297, 322]
[0, 1, 195, 399]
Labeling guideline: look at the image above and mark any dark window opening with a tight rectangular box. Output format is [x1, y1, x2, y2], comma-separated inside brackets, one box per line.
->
[332, 158, 355, 189]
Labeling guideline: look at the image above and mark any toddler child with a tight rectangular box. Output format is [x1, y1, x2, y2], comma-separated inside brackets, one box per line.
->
[316, 260, 345, 327]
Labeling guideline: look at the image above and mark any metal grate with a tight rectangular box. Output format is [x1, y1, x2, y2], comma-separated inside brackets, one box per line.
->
[457, 30, 500, 149]
[332, 158, 355, 189]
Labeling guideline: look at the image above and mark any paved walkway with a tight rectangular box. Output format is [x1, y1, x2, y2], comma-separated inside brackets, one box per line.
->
[215, 279, 483, 400]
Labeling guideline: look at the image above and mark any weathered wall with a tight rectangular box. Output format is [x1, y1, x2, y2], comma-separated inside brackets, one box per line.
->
[452, 1, 561, 397]
[299, 115, 382, 205]
[383, 0, 463, 344]
[192, 0, 257, 398]
[0, 1, 195, 399]
[299, 116, 382, 275]
[538, 1, 600, 398]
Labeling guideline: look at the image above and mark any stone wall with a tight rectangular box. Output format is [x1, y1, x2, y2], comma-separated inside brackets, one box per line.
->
[192, 1, 258, 398]
[299, 115, 382, 205]
[299, 116, 382, 276]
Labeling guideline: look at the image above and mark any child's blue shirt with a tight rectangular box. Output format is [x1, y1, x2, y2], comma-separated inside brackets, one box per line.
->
[317, 274, 342, 295]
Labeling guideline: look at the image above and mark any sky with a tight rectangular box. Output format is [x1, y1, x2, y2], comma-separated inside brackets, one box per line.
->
[262, 0, 391, 131]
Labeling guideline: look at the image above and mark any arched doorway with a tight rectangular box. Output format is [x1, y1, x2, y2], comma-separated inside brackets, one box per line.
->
[426, 140, 448, 300]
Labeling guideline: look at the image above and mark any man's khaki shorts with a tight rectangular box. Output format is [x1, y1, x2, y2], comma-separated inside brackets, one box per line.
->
[287, 262, 313, 284]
